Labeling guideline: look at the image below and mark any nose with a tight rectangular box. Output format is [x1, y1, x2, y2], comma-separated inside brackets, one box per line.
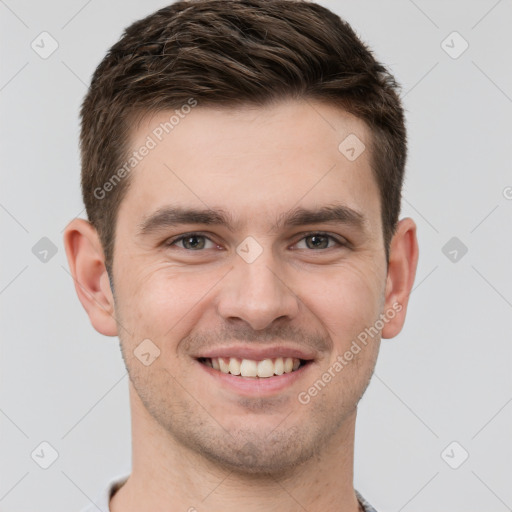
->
[216, 247, 300, 331]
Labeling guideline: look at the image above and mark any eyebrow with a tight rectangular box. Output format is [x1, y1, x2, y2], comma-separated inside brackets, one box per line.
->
[137, 203, 368, 236]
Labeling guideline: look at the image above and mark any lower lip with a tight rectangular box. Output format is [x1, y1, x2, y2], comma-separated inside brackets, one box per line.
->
[196, 360, 313, 396]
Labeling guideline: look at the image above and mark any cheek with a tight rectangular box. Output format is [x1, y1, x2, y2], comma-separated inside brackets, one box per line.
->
[296, 259, 384, 342]
[115, 263, 225, 342]
[298, 263, 383, 403]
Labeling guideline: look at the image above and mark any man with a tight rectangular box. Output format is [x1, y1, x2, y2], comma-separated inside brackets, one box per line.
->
[64, 1, 419, 510]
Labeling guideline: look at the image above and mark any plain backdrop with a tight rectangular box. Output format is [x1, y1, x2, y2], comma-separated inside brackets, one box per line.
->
[1, 1, 511, 511]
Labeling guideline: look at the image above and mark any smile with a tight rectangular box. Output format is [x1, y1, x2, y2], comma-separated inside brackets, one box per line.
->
[197, 357, 310, 378]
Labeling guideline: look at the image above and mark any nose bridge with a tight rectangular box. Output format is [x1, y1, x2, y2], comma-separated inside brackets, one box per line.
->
[216, 240, 299, 330]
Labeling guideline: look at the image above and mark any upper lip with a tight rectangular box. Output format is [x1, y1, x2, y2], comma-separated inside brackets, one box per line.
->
[194, 345, 317, 361]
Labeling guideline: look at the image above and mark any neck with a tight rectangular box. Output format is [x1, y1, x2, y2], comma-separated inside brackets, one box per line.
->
[111, 383, 361, 512]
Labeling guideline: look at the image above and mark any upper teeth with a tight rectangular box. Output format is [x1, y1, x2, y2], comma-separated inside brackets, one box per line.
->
[206, 357, 301, 378]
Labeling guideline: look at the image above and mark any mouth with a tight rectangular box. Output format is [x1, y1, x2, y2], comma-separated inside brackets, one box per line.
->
[197, 356, 313, 378]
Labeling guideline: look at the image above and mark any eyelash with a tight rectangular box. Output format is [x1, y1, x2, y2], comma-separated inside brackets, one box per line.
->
[164, 231, 348, 251]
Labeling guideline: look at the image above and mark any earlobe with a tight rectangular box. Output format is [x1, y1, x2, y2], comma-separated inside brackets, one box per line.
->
[63, 219, 118, 337]
[381, 217, 419, 339]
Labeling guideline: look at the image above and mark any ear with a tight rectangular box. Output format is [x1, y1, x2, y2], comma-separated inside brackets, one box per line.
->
[381, 217, 419, 339]
[63, 218, 118, 336]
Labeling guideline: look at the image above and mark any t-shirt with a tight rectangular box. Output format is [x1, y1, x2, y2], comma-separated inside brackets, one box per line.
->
[79, 473, 378, 512]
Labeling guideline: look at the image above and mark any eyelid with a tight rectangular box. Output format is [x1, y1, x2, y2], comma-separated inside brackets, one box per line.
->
[164, 231, 219, 248]
[291, 231, 348, 249]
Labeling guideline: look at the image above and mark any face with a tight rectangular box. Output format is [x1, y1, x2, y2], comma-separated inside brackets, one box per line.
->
[110, 99, 389, 474]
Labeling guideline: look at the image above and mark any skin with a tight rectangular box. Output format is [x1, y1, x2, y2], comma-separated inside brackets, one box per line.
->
[64, 99, 418, 512]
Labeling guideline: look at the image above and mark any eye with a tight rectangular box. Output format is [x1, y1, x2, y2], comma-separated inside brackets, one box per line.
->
[165, 233, 218, 250]
[294, 233, 346, 250]
[164, 231, 347, 252]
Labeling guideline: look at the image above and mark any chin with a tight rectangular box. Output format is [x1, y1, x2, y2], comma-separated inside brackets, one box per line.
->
[186, 426, 319, 477]
[200, 446, 311, 477]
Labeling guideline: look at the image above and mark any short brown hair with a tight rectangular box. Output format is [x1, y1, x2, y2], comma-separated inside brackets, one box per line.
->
[80, 0, 406, 274]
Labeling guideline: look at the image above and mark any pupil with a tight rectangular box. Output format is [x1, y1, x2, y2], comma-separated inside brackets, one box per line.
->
[308, 235, 327, 249]
[185, 236, 204, 249]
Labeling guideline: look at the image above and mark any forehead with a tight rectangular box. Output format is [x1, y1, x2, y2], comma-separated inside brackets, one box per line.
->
[118, 99, 381, 234]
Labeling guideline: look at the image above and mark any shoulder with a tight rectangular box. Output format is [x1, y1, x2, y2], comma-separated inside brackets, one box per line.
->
[78, 473, 130, 512]
[355, 489, 379, 512]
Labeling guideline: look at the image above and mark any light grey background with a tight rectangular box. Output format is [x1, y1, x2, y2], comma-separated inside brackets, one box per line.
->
[1, 0, 511, 511]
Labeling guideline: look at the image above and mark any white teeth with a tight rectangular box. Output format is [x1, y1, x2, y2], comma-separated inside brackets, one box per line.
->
[228, 358, 241, 375]
[219, 357, 230, 373]
[206, 356, 303, 378]
[274, 357, 284, 375]
[240, 359, 258, 377]
[257, 359, 275, 378]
